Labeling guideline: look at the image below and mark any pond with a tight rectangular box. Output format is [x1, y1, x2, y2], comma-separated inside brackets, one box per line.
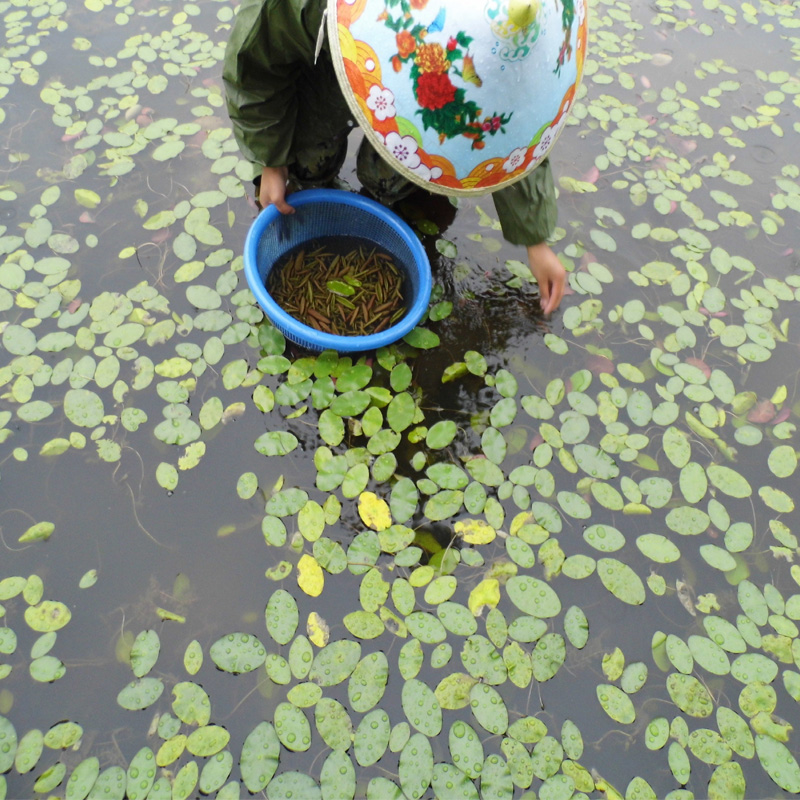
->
[1, 0, 800, 798]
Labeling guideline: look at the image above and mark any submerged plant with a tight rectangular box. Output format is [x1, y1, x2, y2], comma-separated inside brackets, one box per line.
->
[1, 0, 800, 797]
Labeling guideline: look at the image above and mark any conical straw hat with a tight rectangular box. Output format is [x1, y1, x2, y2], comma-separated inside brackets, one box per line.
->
[328, 0, 588, 196]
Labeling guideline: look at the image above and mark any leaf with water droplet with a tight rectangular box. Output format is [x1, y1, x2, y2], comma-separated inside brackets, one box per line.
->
[239, 722, 280, 793]
[755, 733, 800, 793]
[24, 601, 71, 632]
[469, 683, 508, 735]
[209, 633, 266, 674]
[532, 633, 566, 682]
[117, 678, 164, 711]
[597, 684, 636, 724]
[401, 678, 442, 737]
[358, 491, 391, 532]
[186, 725, 230, 758]
[506, 576, 561, 618]
[298, 554, 324, 597]
[707, 464, 752, 498]
[583, 523, 625, 553]
[597, 558, 645, 605]
[171, 681, 211, 727]
[354, 709, 391, 767]
[667, 673, 714, 717]
[314, 697, 353, 752]
[130, 629, 160, 678]
[265, 589, 298, 645]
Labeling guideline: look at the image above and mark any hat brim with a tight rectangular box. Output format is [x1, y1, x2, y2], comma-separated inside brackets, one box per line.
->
[328, 0, 588, 197]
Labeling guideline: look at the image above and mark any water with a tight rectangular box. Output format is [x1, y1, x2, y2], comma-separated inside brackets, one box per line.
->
[1, 0, 799, 797]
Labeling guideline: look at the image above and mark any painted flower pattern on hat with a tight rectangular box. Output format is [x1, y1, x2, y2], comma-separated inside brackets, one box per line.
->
[383, 11, 513, 151]
[330, 0, 587, 195]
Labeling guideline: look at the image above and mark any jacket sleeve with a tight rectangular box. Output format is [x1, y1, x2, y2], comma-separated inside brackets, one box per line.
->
[491, 158, 558, 246]
[222, 0, 320, 168]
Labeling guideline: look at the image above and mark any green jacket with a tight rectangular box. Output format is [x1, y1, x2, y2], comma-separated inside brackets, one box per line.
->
[223, 0, 558, 245]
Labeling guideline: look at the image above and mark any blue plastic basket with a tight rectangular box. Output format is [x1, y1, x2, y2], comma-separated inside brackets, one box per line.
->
[244, 189, 432, 353]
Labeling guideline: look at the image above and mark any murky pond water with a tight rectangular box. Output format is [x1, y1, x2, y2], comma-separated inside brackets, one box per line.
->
[1, 0, 800, 798]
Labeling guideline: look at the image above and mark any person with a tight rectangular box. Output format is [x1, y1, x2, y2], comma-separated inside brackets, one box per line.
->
[223, 0, 567, 314]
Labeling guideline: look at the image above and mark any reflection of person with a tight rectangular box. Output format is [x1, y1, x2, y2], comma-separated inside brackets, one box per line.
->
[223, 0, 566, 314]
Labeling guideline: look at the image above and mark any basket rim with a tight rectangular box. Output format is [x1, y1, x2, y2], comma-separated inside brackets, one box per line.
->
[244, 188, 432, 352]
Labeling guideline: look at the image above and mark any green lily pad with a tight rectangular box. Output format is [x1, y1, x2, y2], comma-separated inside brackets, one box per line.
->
[506, 576, 561, 618]
[402, 678, 442, 737]
[209, 633, 267, 674]
[738, 580, 769, 625]
[348, 652, 389, 713]
[172, 682, 211, 726]
[716, 706, 754, 758]
[14, 728, 43, 775]
[667, 673, 714, 718]
[130, 629, 160, 678]
[126, 747, 157, 800]
[34, 762, 67, 794]
[707, 464, 752, 498]
[117, 678, 164, 711]
[532, 633, 566, 682]
[668, 742, 691, 786]
[254, 430, 299, 457]
[597, 684, 636, 724]
[30, 655, 66, 682]
[708, 762, 746, 800]
[310, 639, 362, 686]
[399, 733, 434, 800]
[320, 751, 356, 800]
[239, 722, 280, 793]
[583, 523, 625, 552]
[265, 589, 298, 645]
[636, 533, 681, 563]
[564, 606, 589, 649]
[597, 558, 646, 605]
[755, 734, 800, 792]
[314, 697, 353, 751]
[645, 718, 670, 751]
[531, 736, 563, 780]
[469, 683, 508, 735]
[274, 702, 312, 752]
[86, 765, 125, 800]
[431, 763, 480, 800]
[355, 709, 391, 767]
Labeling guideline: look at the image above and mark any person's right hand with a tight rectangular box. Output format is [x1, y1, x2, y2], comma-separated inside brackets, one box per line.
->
[259, 165, 294, 214]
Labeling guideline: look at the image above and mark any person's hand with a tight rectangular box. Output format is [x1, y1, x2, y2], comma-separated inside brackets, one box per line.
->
[527, 242, 566, 315]
[259, 165, 294, 214]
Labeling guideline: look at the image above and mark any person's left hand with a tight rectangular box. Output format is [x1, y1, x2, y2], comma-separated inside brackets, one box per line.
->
[527, 242, 566, 315]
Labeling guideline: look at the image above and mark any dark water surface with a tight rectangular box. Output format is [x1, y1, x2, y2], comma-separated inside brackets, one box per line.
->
[1, 0, 800, 798]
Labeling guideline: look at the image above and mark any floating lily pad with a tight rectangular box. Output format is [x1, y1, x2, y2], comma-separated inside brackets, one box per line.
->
[126, 747, 157, 800]
[355, 709, 391, 767]
[597, 684, 636, 724]
[239, 722, 280, 793]
[209, 633, 266, 674]
[130, 629, 160, 678]
[172, 682, 211, 727]
[667, 673, 714, 718]
[506, 576, 561, 618]
[25, 601, 71, 632]
[469, 683, 508, 735]
[310, 639, 361, 686]
[117, 678, 164, 711]
[265, 589, 298, 645]
[597, 559, 645, 605]
[755, 734, 800, 792]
